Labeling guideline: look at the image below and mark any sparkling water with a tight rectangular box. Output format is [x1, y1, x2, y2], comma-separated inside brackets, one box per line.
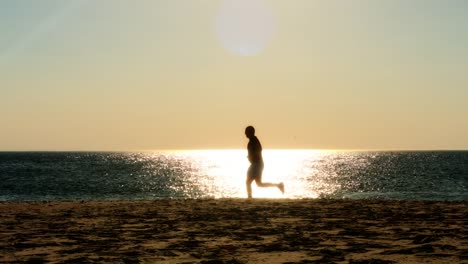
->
[0, 150, 467, 201]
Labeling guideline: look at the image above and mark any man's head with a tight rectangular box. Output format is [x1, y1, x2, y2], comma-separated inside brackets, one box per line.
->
[245, 126, 255, 138]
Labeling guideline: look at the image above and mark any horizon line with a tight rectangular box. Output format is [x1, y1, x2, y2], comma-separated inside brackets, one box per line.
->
[1, 148, 468, 153]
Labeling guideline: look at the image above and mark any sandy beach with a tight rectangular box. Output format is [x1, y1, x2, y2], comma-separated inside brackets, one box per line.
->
[0, 199, 467, 263]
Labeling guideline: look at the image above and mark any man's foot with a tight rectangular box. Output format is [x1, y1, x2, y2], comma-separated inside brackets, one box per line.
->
[278, 182, 285, 194]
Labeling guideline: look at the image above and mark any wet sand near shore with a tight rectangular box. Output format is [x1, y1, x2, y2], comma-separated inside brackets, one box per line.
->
[1, 199, 467, 263]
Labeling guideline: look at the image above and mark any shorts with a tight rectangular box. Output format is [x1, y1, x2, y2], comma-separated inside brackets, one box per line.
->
[247, 162, 264, 180]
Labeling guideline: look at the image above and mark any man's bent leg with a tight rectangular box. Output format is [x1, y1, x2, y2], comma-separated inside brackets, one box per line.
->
[255, 178, 277, 188]
[255, 178, 284, 194]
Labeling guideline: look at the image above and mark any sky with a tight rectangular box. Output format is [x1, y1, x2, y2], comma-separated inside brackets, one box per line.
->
[1, 0, 468, 151]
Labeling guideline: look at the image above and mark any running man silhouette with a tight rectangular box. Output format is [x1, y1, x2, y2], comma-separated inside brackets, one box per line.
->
[245, 126, 284, 198]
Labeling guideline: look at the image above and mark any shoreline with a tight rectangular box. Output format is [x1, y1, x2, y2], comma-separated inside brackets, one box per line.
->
[1, 199, 467, 263]
[2, 196, 468, 203]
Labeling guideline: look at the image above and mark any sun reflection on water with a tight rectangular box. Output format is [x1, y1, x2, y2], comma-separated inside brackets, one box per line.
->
[162, 149, 334, 199]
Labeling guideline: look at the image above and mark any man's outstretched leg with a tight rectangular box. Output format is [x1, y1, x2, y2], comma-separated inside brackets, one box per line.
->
[246, 178, 254, 198]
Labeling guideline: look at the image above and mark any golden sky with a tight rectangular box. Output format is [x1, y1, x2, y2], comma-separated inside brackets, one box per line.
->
[1, 0, 467, 150]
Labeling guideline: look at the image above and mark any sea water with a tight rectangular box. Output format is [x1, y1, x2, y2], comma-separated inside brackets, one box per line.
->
[0, 150, 467, 201]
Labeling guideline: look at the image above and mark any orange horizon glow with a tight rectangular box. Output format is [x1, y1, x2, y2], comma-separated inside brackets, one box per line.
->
[1, 1, 467, 151]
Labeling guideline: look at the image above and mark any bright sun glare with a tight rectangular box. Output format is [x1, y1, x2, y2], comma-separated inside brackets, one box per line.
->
[215, 0, 275, 56]
[183, 150, 322, 198]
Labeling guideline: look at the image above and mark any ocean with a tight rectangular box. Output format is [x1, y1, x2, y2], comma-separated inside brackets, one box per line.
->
[0, 150, 467, 201]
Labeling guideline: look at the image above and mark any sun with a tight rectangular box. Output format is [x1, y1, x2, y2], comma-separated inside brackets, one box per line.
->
[215, 0, 275, 56]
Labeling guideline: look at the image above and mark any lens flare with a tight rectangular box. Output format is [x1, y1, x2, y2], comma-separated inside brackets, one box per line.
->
[215, 0, 275, 56]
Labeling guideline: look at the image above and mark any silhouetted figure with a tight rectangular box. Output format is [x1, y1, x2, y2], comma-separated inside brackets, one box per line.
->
[245, 126, 284, 198]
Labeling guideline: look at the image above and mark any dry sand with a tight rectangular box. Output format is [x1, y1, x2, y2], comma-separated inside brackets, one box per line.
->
[0, 199, 467, 264]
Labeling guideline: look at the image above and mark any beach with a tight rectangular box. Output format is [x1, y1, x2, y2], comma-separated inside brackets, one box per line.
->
[0, 199, 467, 264]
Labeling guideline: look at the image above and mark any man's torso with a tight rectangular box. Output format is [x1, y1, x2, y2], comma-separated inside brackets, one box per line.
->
[248, 136, 263, 164]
